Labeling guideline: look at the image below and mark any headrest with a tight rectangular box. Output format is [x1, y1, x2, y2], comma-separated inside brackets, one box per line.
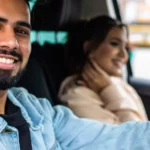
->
[31, 0, 81, 31]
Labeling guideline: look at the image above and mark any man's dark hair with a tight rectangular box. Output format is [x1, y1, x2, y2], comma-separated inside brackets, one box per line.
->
[25, 0, 30, 7]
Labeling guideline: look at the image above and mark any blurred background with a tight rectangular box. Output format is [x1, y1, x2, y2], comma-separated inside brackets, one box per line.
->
[118, 0, 150, 79]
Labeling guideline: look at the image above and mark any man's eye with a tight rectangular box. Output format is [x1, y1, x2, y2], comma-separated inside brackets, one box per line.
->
[15, 29, 29, 35]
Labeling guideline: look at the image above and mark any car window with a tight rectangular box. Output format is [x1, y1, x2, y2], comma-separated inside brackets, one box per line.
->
[118, 0, 150, 79]
[29, 1, 67, 45]
[31, 31, 67, 45]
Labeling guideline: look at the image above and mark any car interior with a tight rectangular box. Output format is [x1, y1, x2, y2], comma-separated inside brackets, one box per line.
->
[16, 0, 150, 119]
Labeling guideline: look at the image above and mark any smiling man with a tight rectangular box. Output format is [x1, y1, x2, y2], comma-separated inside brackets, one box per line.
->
[0, 0, 31, 92]
[0, 0, 32, 149]
[0, 0, 150, 150]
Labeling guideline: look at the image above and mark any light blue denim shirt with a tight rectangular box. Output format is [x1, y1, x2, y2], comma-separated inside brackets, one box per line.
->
[0, 87, 148, 150]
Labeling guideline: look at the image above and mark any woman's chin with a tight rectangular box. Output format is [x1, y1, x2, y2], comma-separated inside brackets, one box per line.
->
[108, 69, 122, 77]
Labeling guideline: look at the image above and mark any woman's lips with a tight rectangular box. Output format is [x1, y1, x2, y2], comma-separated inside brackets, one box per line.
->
[112, 59, 123, 68]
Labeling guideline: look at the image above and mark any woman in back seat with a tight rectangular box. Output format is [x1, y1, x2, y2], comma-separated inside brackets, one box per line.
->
[58, 15, 147, 124]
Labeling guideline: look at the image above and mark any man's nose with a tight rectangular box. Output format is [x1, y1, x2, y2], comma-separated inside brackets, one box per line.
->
[0, 29, 19, 50]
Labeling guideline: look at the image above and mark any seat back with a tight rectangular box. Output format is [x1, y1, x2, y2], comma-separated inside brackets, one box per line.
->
[16, 57, 58, 105]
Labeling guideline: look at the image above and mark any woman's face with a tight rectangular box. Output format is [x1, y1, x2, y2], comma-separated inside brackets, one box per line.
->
[88, 27, 128, 77]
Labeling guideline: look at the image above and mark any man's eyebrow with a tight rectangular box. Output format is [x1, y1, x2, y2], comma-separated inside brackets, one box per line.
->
[16, 21, 32, 30]
[0, 17, 8, 23]
[0, 17, 31, 30]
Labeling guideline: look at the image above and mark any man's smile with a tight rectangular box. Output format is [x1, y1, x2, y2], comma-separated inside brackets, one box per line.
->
[0, 54, 19, 70]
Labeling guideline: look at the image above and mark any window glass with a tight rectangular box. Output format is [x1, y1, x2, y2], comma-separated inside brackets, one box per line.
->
[38, 31, 56, 45]
[29, 1, 36, 11]
[31, 31, 67, 45]
[118, 0, 150, 79]
[30, 1, 68, 46]
[30, 31, 36, 43]
[57, 32, 67, 44]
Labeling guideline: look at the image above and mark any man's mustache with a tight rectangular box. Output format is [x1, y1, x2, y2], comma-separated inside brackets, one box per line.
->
[0, 49, 22, 61]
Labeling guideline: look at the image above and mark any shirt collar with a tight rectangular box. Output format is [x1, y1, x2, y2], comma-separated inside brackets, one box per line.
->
[7, 88, 44, 130]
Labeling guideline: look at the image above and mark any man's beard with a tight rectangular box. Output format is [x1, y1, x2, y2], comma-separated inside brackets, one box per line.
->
[0, 49, 24, 90]
[0, 68, 25, 90]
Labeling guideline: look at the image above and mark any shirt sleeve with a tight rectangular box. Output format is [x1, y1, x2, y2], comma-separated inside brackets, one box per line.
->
[48, 102, 150, 150]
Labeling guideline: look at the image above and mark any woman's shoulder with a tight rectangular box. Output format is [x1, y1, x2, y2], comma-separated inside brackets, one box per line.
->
[110, 76, 139, 97]
[59, 75, 97, 97]
[58, 75, 104, 105]
[59, 75, 78, 95]
[111, 76, 131, 88]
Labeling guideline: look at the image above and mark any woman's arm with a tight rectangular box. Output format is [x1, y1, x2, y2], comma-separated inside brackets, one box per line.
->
[59, 84, 119, 124]
[100, 83, 146, 122]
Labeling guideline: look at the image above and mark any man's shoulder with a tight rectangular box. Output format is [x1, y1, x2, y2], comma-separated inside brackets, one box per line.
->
[9, 87, 28, 97]
[9, 87, 46, 101]
[8, 87, 53, 114]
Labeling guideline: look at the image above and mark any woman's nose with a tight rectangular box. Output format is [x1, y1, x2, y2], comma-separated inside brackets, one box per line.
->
[119, 46, 129, 62]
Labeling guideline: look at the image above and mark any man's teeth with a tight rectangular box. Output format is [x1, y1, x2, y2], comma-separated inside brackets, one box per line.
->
[0, 58, 14, 64]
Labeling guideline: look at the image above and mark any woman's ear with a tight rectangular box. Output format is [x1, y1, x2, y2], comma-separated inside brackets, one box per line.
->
[83, 40, 95, 59]
[83, 41, 90, 53]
